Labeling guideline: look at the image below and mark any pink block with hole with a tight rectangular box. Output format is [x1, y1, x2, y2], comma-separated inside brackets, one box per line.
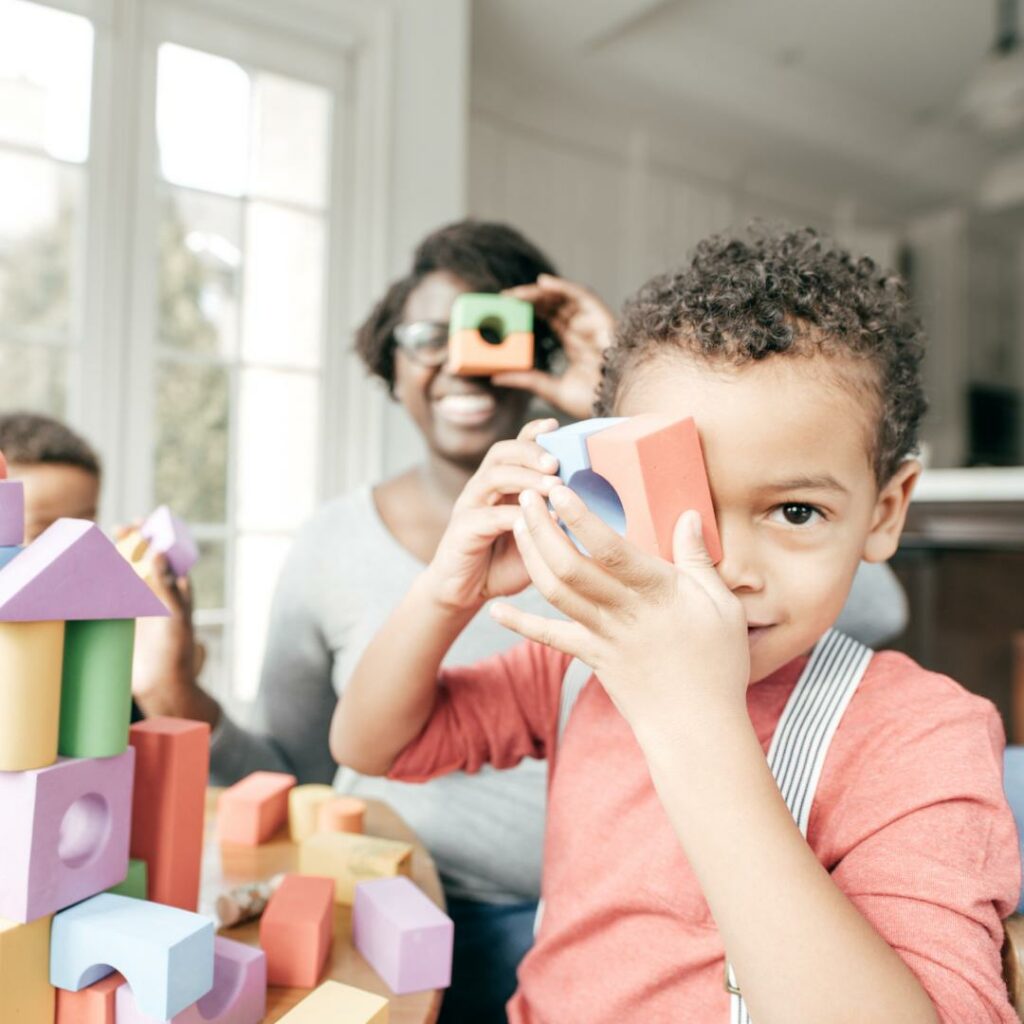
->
[0, 748, 134, 922]
[114, 937, 266, 1024]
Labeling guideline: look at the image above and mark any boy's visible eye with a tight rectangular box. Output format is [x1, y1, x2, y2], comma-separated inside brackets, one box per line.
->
[770, 503, 825, 527]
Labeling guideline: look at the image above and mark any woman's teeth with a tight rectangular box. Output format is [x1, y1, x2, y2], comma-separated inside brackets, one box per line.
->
[435, 394, 497, 425]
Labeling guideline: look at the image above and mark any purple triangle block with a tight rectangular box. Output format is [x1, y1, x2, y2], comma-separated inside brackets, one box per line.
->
[0, 518, 169, 622]
[140, 505, 198, 577]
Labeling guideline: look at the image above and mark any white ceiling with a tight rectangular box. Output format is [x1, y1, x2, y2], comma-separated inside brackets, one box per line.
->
[471, 0, 1019, 218]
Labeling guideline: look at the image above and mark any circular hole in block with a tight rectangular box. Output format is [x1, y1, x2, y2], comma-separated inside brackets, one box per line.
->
[568, 469, 626, 536]
[58, 792, 111, 869]
[478, 317, 505, 345]
[197, 951, 244, 1020]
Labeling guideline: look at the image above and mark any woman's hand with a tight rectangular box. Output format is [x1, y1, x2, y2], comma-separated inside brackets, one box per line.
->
[490, 484, 750, 742]
[422, 419, 561, 612]
[496, 275, 615, 419]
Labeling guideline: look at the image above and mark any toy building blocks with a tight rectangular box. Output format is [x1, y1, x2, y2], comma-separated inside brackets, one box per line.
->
[140, 505, 199, 578]
[278, 980, 388, 1024]
[299, 832, 413, 905]
[447, 293, 534, 376]
[0, 914, 55, 1024]
[317, 796, 366, 835]
[56, 971, 124, 1024]
[108, 859, 147, 901]
[0, 749, 135, 922]
[288, 783, 335, 843]
[0, 448, 25, 546]
[50, 893, 214, 1021]
[129, 718, 210, 911]
[353, 876, 453, 995]
[114, 937, 265, 1024]
[217, 771, 296, 846]
[259, 874, 334, 988]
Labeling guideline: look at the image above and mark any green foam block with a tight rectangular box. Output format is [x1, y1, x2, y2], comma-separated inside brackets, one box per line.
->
[108, 858, 148, 899]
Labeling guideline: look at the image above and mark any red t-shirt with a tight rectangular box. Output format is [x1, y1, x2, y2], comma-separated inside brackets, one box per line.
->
[390, 643, 1021, 1023]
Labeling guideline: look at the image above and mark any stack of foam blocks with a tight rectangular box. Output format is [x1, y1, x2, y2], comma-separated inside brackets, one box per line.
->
[0, 466, 265, 1024]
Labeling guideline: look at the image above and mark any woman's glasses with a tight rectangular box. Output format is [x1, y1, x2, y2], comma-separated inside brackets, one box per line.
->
[393, 320, 508, 367]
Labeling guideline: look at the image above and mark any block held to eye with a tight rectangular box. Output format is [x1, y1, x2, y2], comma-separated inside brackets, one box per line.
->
[448, 293, 534, 376]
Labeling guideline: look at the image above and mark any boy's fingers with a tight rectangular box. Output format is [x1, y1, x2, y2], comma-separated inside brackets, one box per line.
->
[516, 418, 560, 444]
[488, 602, 593, 661]
[671, 511, 721, 588]
[480, 436, 558, 475]
[458, 465, 559, 509]
[460, 504, 524, 544]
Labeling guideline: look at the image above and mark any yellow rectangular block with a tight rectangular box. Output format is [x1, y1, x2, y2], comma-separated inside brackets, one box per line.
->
[0, 621, 64, 771]
[298, 832, 412, 905]
[0, 915, 55, 1023]
[288, 783, 335, 843]
[279, 980, 388, 1023]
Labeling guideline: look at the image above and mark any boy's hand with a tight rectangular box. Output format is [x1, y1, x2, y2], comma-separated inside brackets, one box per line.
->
[494, 275, 615, 419]
[422, 419, 562, 612]
[490, 484, 750, 739]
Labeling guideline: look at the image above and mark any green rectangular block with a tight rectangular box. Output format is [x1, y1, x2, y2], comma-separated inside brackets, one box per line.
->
[59, 618, 136, 758]
[450, 293, 533, 336]
[108, 858, 148, 899]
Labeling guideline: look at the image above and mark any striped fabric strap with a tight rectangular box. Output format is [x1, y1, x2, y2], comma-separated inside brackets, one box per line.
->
[729, 628, 873, 1024]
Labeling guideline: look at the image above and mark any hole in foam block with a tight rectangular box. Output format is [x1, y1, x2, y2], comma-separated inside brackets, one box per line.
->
[567, 469, 626, 537]
[196, 949, 244, 1020]
[59, 792, 111, 868]
[478, 317, 505, 345]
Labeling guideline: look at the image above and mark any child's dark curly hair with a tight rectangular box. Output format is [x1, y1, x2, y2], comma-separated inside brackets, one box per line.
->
[355, 219, 560, 392]
[597, 225, 927, 484]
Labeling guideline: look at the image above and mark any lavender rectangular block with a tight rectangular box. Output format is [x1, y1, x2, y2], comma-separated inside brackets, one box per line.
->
[0, 479, 24, 546]
[352, 876, 452, 994]
[140, 506, 198, 577]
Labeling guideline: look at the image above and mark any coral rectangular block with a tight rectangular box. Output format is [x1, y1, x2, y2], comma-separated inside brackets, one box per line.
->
[0, 478, 25, 546]
[0, 914, 55, 1024]
[0, 749, 134, 922]
[353, 877, 452, 994]
[448, 293, 534, 376]
[288, 783, 335, 843]
[217, 771, 296, 846]
[59, 618, 135, 758]
[130, 718, 210, 910]
[115, 936, 265, 1024]
[50, 893, 214, 1021]
[108, 859, 147, 900]
[141, 506, 199, 578]
[586, 414, 722, 562]
[278, 981, 388, 1023]
[0, 619, 64, 771]
[259, 874, 334, 988]
[298, 832, 413, 905]
[56, 971, 124, 1024]
[0, 518, 168, 621]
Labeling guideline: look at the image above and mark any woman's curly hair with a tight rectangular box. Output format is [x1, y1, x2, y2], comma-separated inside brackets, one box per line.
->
[597, 225, 927, 483]
[355, 219, 560, 391]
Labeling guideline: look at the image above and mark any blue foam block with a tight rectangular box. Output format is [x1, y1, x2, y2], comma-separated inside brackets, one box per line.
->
[0, 545, 22, 569]
[50, 893, 214, 1019]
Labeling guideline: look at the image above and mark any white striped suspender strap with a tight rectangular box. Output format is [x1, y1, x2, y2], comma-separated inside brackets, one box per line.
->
[728, 628, 873, 1024]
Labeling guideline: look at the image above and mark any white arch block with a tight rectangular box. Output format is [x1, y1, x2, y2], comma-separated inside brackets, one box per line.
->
[0, 749, 134, 922]
[50, 893, 214, 1020]
[115, 936, 265, 1024]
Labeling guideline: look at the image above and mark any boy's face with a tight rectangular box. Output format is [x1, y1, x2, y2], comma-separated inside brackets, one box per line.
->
[9, 462, 100, 543]
[616, 348, 919, 684]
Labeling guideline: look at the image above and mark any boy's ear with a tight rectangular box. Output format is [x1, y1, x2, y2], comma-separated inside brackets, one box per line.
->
[862, 458, 921, 563]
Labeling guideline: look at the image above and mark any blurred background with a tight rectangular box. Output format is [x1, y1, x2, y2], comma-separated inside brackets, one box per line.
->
[1, 0, 1022, 726]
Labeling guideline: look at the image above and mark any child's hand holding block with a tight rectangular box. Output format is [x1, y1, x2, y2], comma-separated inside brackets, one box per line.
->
[298, 832, 413, 905]
[217, 771, 296, 846]
[259, 874, 334, 988]
[353, 877, 453, 995]
[278, 980, 388, 1024]
[448, 293, 534, 376]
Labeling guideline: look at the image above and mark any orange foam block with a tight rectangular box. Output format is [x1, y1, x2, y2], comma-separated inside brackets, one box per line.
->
[586, 414, 722, 563]
[56, 971, 124, 1024]
[259, 874, 334, 988]
[218, 771, 297, 846]
[317, 796, 366, 835]
[448, 329, 533, 376]
[129, 717, 210, 911]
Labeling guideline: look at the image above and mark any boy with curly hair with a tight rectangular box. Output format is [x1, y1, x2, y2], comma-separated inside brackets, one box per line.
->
[331, 227, 1019, 1023]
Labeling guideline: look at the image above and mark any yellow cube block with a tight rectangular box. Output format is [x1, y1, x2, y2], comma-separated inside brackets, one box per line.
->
[0, 915, 55, 1023]
[280, 980, 388, 1023]
[298, 832, 412, 904]
[288, 783, 336, 843]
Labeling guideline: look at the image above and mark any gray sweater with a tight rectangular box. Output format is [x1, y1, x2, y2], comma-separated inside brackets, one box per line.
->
[209, 485, 908, 903]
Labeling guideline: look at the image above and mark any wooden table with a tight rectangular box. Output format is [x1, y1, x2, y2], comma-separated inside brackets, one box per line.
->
[199, 791, 444, 1024]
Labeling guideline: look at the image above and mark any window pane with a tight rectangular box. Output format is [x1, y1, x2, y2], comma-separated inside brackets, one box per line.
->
[232, 533, 291, 700]
[0, 339, 66, 414]
[237, 368, 318, 531]
[241, 202, 325, 368]
[0, 0, 93, 162]
[156, 43, 250, 197]
[0, 151, 80, 334]
[190, 538, 226, 610]
[195, 621, 227, 701]
[154, 360, 229, 523]
[249, 72, 331, 209]
[159, 188, 241, 357]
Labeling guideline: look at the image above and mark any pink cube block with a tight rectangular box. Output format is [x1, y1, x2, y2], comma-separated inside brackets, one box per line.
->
[352, 876, 453, 994]
[140, 506, 198, 577]
[0, 478, 25, 546]
[0, 749, 134, 922]
[114, 936, 266, 1024]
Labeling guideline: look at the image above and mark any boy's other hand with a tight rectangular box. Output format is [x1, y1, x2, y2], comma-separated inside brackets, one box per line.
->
[490, 484, 750, 741]
[423, 418, 562, 613]
[494, 275, 614, 420]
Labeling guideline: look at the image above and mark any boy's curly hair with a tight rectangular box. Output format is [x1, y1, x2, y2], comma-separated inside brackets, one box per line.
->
[597, 225, 927, 484]
[355, 219, 560, 392]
